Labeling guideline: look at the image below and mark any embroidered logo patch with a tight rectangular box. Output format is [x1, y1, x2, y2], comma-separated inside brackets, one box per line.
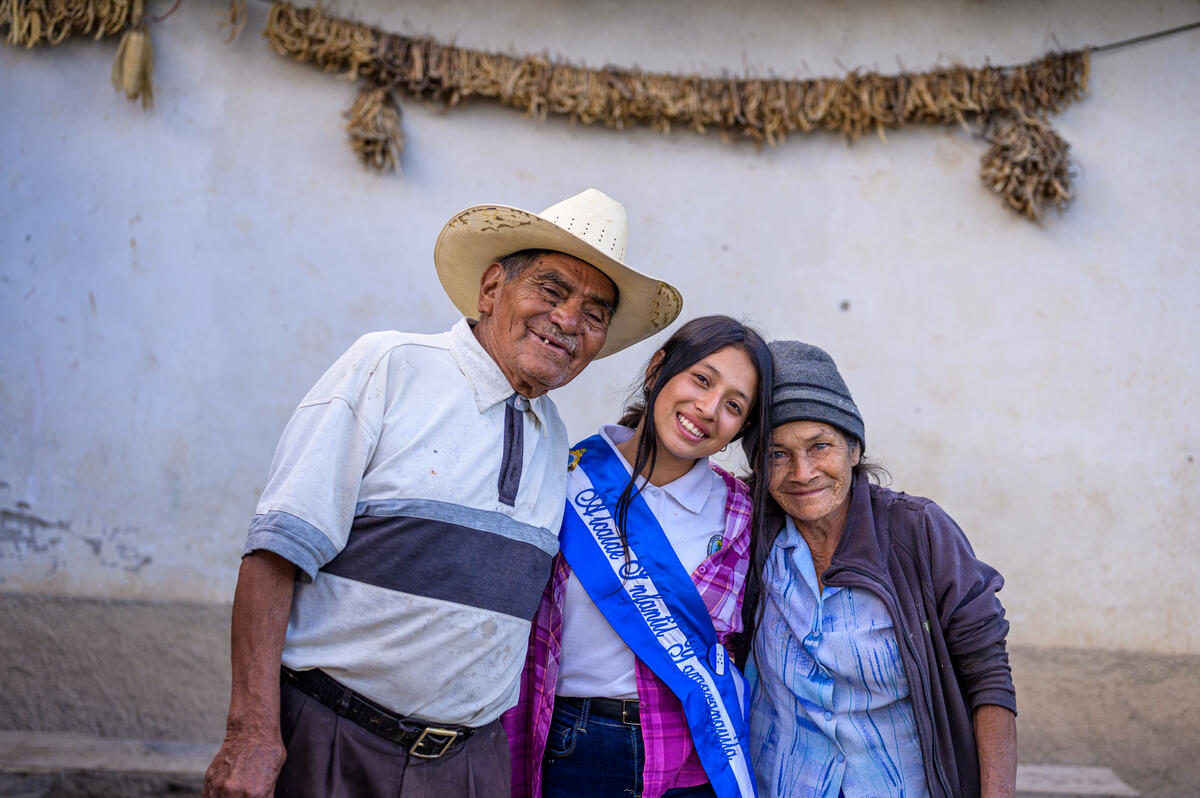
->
[706, 535, 724, 556]
[567, 447, 586, 472]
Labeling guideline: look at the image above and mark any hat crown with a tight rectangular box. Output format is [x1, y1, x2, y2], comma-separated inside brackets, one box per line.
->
[538, 188, 628, 263]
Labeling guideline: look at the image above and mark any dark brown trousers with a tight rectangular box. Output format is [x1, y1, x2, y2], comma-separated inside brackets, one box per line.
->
[275, 681, 511, 798]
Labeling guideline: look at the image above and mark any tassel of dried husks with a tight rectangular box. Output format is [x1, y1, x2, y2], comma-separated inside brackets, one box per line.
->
[979, 113, 1072, 220]
[220, 0, 246, 43]
[344, 84, 404, 172]
[111, 20, 153, 108]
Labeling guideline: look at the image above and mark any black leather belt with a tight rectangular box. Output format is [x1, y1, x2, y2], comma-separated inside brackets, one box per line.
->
[282, 667, 475, 759]
[558, 695, 640, 725]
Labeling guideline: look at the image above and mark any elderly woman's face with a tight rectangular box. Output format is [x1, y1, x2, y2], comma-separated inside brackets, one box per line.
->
[768, 420, 860, 532]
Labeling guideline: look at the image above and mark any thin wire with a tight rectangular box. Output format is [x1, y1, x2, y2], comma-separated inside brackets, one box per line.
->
[151, 0, 184, 23]
[1088, 20, 1200, 54]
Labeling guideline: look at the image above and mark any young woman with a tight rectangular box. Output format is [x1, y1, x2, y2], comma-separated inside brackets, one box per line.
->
[503, 315, 773, 798]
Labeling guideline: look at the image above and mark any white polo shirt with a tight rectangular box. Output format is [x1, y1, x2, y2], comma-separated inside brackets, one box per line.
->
[244, 318, 568, 726]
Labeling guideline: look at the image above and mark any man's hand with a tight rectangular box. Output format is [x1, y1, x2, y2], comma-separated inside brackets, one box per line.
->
[203, 727, 286, 798]
[205, 551, 297, 798]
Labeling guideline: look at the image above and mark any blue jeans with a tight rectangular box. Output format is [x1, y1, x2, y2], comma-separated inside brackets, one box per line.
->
[542, 697, 717, 798]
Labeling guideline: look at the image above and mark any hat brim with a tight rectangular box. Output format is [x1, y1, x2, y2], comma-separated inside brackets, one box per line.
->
[433, 204, 682, 358]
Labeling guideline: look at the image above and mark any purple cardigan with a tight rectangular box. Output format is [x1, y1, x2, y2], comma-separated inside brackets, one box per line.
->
[754, 473, 1016, 798]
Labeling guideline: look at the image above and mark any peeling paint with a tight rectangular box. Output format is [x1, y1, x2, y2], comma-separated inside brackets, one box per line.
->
[0, 508, 68, 553]
[79, 524, 153, 573]
[0, 507, 151, 577]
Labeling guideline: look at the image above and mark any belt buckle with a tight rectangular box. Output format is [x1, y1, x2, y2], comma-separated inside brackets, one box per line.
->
[621, 700, 639, 726]
[409, 726, 459, 759]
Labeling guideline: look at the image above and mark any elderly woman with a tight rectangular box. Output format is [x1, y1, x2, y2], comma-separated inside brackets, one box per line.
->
[740, 341, 1017, 798]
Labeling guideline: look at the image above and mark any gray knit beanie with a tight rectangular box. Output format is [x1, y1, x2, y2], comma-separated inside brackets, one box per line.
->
[766, 340, 865, 449]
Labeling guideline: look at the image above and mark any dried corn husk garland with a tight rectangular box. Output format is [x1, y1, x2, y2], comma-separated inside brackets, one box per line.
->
[265, 0, 1088, 142]
[263, 0, 1090, 133]
[345, 84, 404, 172]
[980, 113, 1072, 220]
[262, 1, 1089, 219]
[1, 0, 140, 46]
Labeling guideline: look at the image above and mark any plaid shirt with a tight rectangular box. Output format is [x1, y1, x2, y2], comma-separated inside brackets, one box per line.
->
[501, 464, 753, 798]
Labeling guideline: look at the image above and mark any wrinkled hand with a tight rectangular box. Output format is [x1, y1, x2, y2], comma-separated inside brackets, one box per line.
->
[203, 729, 286, 798]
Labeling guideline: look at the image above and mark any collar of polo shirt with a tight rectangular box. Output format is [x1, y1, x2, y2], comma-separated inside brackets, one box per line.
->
[447, 318, 551, 433]
[599, 424, 715, 513]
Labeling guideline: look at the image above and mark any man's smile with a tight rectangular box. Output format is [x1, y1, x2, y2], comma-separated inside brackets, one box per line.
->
[529, 327, 573, 359]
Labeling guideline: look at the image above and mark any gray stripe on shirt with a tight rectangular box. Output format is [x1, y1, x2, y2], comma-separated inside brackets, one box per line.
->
[245, 510, 341, 581]
[321, 514, 553, 620]
[354, 497, 559, 556]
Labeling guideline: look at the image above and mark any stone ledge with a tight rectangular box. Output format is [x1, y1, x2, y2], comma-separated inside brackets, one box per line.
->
[1017, 764, 1140, 796]
[0, 730, 217, 776]
[0, 730, 1141, 798]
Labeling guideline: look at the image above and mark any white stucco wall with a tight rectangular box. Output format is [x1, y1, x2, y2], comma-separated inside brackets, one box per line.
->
[2, 0, 1197, 654]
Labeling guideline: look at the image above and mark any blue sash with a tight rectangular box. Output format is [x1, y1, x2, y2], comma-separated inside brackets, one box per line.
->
[560, 435, 757, 798]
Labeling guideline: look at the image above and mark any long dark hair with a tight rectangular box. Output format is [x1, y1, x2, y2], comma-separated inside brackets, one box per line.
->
[612, 315, 774, 559]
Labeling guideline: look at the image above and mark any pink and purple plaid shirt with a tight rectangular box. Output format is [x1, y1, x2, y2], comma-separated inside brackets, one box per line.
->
[501, 463, 753, 798]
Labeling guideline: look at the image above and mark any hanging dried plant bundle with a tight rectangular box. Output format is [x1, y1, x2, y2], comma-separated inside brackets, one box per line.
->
[345, 84, 404, 172]
[111, 19, 152, 108]
[264, 0, 1088, 144]
[265, 0, 377, 77]
[262, 0, 1091, 218]
[219, 0, 246, 44]
[1, 0, 141, 46]
[980, 114, 1072, 220]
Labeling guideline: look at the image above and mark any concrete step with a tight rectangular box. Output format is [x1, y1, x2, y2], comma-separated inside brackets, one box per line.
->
[0, 730, 216, 797]
[1017, 764, 1140, 797]
[0, 730, 1141, 798]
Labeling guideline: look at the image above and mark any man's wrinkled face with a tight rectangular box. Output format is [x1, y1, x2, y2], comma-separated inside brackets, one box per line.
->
[474, 252, 618, 398]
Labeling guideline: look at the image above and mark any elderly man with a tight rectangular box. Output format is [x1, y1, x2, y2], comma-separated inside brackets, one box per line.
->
[204, 189, 682, 798]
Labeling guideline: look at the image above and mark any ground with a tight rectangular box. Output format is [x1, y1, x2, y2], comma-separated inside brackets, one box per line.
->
[1, 594, 1197, 796]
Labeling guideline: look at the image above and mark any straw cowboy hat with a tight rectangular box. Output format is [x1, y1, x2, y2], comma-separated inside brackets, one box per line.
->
[433, 188, 683, 358]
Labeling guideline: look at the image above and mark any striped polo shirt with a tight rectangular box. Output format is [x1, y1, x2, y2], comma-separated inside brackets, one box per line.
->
[244, 318, 567, 727]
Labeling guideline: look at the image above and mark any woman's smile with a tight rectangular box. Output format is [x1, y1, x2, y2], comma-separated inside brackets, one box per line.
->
[675, 412, 709, 441]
